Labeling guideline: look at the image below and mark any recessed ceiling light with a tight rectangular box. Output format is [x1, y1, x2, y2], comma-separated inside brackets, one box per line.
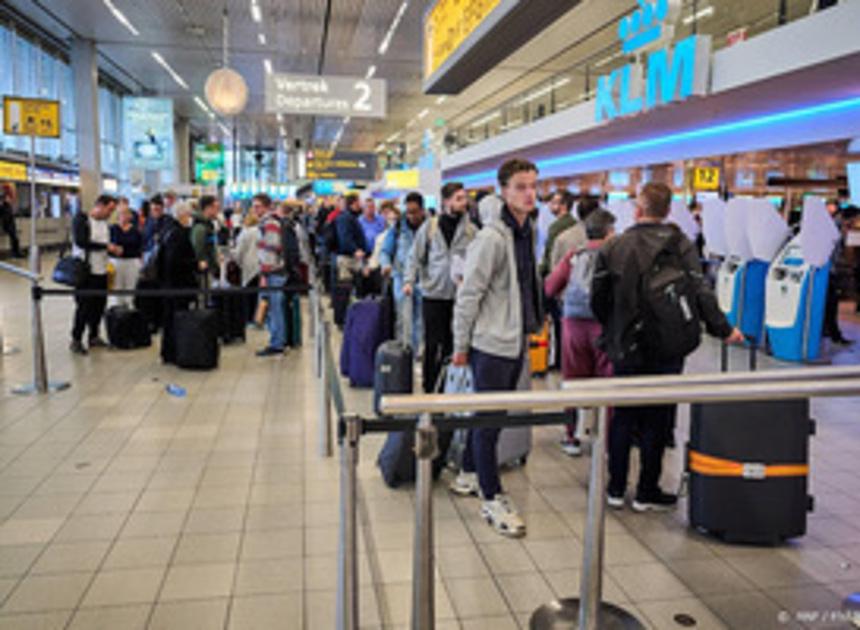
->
[103, 0, 140, 36]
[436, 96, 447, 105]
[418, 108, 429, 119]
[258, 33, 267, 45]
[250, 1, 262, 23]
[366, 65, 376, 79]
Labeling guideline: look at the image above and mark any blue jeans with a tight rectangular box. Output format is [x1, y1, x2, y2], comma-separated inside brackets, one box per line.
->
[462, 348, 524, 499]
[393, 274, 422, 350]
[265, 273, 287, 350]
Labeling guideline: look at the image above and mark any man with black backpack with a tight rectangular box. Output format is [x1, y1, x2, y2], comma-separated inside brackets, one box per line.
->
[591, 182, 743, 513]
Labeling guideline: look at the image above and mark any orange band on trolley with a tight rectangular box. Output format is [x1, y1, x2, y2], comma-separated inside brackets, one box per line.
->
[689, 451, 808, 478]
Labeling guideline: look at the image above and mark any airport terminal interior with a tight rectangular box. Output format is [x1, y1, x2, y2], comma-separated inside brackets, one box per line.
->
[1, 0, 860, 629]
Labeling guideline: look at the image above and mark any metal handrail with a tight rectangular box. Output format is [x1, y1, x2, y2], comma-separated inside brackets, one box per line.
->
[374, 368, 860, 630]
[0, 260, 40, 282]
[380, 372, 860, 416]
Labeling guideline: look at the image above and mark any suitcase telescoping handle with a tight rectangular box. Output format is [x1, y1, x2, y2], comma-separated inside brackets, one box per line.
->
[720, 335, 757, 373]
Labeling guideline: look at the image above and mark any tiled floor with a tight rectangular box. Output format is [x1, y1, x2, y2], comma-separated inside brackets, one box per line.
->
[0, 262, 859, 629]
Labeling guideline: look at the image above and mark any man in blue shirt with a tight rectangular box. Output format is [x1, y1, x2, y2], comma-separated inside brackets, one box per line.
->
[358, 197, 386, 253]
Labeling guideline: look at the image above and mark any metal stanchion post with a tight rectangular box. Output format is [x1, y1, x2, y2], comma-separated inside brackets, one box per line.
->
[318, 321, 333, 458]
[412, 412, 437, 630]
[531, 407, 644, 629]
[337, 414, 361, 630]
[13, 283, 70, 395]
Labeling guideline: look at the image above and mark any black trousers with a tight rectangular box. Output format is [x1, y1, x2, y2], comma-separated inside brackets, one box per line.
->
[245, 274, 260, 323]
[608, 358, 684, 499]
[1, 214, 21, 257]
[823, 274, 844, 341]
[422, 298, 454, 393]
[544, 291, 562, 369]
[72, 274, 107, 342]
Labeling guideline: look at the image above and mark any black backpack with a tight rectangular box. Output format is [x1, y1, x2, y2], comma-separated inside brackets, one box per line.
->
[280, 217, 302, 281]
[638, 231, 702, 362]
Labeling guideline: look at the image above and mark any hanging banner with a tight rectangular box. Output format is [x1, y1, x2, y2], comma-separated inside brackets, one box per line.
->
[3, 97, 60, 137]
[123, 97, 175, 171]
[194, 143, 225, 184]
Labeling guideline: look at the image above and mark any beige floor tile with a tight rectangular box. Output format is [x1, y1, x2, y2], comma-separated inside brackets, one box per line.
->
[0, 611, 72, 630]
[0, 545, 43, 578]
[460, 615, 520, 630]
[184, 508, 245, 534]
[2, 572, 92, 613]
[374, 549, 414, 584]
[542, 568, 629, 605]
[304, 588, 381, 629]
[135, 489, 195, 513]
[437, 545, 490, 580]
[0, 519, 64, 546]
[378, 581, 456, 626]
[227, 593, 303, 629]
[173, 532, 241, 565]
[74, 492, 139, 516]
[103, 537, 177, 570]
[704, 592, 805, 630]
[523, 537, 583, 572]
[609, 562, 693, 602]
[478, 541, 536, 575]
[160, 563, 235, 601]
[244, 505, 304, 531]
[66, 604, 150, 630]
[444, 577, 510, 618]
[81, 568, 165, 607]
[496, 572, 556, 613]
[0, 579, 16, 605]
[638, 597, 729, 630]
[240, 530, 303, 560]
[149, 598, 229, 630]
[665, 558, 756, 596]
[234, 559, 304, 595]
[120, 511, 186, 539]
[603, 533, 658, 566]
[31, 541, 111, 575]
[54, 514, 126, 543]
[724, 554, 820, 589]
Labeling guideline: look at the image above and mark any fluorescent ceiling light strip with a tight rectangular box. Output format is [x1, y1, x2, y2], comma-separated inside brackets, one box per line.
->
[458, 96, 860, 185]
[194, 96, 210, 113]
[258, 33, 267, 45]
[250, 1, 262, 23]
[378, 1, 408, 55]
[366, 65, 377, 79]
[436, 96, 447, 105]
[470, 111, 501, 127]
[151, 52, 189, 89]
[103, 0, 140, 36]
[387, 132, 400, 142]
[264, 58, 273, 75]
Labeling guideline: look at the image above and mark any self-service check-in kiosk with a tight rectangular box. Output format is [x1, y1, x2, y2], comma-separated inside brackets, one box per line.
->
[714, 199, 789, 345]
[765, 197, 839, 362]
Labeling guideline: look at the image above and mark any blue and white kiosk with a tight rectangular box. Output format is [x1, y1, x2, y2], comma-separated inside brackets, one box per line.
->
[765, 197, 839, 362]
[713, 199, 790, 345]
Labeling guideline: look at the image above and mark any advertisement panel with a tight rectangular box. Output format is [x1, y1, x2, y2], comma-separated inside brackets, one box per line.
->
[194, 143, 225, 184]
[123, 97, 174, 171]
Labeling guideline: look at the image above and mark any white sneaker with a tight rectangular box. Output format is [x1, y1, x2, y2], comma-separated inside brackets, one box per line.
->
[560, 437, 582, 457]
[607, 493, 625, 510]
[481, 494, 526, 538]
[449, 472, 480, 497]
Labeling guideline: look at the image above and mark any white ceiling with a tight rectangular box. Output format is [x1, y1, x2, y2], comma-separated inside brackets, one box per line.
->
[5, 0, 797, 156]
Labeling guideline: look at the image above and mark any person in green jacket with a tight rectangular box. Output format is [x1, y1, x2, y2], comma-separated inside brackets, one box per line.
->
[539, 189, 577, 277]
[190, 195, 220, 277]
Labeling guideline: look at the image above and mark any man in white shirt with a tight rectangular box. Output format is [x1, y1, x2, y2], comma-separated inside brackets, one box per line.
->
[70, 194, 118, 355]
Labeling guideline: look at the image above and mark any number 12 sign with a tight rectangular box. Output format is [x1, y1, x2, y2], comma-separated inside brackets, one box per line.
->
[265, 74, 387, 119]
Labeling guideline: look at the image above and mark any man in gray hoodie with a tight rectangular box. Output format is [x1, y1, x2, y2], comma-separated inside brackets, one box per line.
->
[404, 182, 477, 393]
[449, 159, 544, 538]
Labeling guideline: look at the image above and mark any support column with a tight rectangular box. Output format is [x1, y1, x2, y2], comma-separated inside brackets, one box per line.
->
[70, 38, 101, 211]
[175, 117, 191, 184]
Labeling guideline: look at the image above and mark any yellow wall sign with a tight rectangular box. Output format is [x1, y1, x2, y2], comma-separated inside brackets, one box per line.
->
[384, 169, 420, 190]
[0, 160, 28, 182]
[424, 0, 502, 80]
[3, 96, 61, 138]
[693, 167, 721, 191]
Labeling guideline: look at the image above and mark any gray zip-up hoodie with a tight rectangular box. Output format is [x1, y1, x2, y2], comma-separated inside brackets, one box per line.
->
[405, 213, 477, 300]
[453, 215, 543, 359]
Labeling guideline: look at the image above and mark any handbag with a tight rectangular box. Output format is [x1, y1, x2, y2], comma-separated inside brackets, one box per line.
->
[52, 256, 89, 288]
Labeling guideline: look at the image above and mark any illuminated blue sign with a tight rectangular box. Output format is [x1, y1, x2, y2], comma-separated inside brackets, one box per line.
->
[596, 0, 711, 123]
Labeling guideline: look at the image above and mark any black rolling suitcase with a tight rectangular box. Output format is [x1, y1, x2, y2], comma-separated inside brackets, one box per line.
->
[106, 306, 151, 349]
[215, 292, 246, 344]
[687, 344, 815, 544]
[174, 280, 220, 370]
[134, 278, 161, 333]
[374, 340, 413, 415]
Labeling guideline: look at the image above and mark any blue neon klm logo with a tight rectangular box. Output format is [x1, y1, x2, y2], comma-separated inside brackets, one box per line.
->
[595, 0, 711, 123]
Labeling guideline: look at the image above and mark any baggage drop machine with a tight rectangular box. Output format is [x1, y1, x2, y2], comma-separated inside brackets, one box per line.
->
[765, 237, 830, 362]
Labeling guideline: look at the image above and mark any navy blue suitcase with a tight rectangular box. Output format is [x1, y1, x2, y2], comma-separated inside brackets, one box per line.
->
[340, 298, 385, 388]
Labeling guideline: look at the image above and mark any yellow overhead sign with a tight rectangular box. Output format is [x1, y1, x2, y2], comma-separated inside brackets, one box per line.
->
[693, 167, 721, 191]
[424, 0, 502, 80]
[385, 169, 420, 190]
[3, 96, 61, 138]
[0, 160, 28, 182]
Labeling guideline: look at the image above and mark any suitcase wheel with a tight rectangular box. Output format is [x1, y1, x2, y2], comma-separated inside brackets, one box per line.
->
[808, 419, 817, 436]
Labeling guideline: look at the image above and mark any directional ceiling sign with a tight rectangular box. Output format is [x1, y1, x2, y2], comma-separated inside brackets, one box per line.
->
[266, 74, 387, 119]
[306, 150, 378, 181]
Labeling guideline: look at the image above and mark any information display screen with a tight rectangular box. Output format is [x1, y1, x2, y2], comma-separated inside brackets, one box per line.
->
[123, 98, 174, 171]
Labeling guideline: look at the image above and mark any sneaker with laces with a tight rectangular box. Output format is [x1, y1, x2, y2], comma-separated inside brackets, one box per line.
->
[632, 491, 678, 513]
[606, 493, 625, 509]
[481, 494, 526, 538]
[449, 472, 479, 497]
[560, 437, 582, 457]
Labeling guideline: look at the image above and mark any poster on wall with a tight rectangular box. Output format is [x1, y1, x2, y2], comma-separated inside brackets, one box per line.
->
[123, 97, 174, 171]
[194, 143, 225, 184]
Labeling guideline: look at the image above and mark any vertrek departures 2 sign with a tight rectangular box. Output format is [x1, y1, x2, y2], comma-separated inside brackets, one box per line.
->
[265, 74, 387, 119]
[595, 0, 711, 123]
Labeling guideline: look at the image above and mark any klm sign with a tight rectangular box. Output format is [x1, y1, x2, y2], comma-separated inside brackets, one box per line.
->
[596, 0, 711, 123]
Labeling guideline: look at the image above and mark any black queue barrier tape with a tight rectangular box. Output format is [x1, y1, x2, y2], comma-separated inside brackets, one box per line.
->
[35, 283, 311, 298]
[361, 411, 572, 434]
